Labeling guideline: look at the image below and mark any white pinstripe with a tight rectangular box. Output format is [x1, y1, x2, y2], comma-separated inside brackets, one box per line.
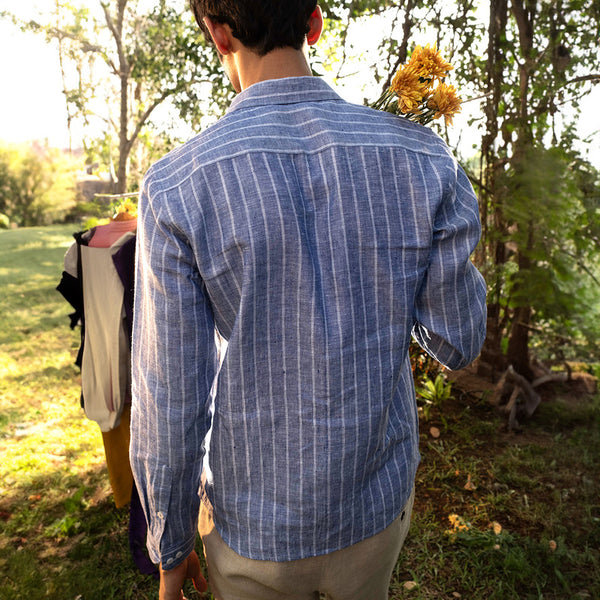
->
[130, 76, 487, 566]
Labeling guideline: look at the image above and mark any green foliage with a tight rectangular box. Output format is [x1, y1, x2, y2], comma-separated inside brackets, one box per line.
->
[316, 0, 600, 369]
[45, 487, 87, 537]
[494, 145, 600, 360]
[416, 373, 452, 420]
[131, 2, 229, 129]
[12, 0, 229, 193]
[3, 0, 600, 366]
[410, 341, 449, 420]
[416, 374, 452, 404]
[65, 199, 110, 227]
[0, 143, 80, 226]
[321, 0, 397, 20]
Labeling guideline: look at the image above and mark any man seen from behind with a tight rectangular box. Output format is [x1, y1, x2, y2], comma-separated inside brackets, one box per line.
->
[130, 1, 487, 599]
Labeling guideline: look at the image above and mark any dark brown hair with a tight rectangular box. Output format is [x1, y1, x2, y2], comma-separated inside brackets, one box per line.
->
[190, 0, 318, 56]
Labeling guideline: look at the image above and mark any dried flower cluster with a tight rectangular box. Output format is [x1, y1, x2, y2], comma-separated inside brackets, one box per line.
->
[371, 44, 462, 126]
[445, 513, 505, 546]
[112, 198, 138, 220]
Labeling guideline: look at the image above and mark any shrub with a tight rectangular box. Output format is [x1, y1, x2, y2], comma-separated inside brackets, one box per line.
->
[0, 142, 81, 226]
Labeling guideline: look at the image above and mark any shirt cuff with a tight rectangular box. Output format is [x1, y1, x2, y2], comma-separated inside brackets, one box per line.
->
[159, 534, 197, 571]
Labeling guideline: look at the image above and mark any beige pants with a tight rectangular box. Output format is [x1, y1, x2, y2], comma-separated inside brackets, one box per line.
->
[198, 490, 414, 600]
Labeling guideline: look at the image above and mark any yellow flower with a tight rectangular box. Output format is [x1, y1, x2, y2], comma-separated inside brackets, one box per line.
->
[427, 82, 462, 126]
[445, 513, 470, 539]
[490, 521, 502, 535]
[408, 43, 453, 81]
[447, 514, 469, 532]
[113, 198, 138, 220]
[371, 43, 460, 127]
[390, 65, 429, 114]
[447, 514, 462, 529]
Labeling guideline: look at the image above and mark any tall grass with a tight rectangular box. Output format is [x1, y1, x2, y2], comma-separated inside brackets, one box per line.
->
[1, 226, 599, 600]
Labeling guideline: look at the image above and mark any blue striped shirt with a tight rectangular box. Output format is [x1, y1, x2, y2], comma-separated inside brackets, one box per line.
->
[130, 76, 486, 568]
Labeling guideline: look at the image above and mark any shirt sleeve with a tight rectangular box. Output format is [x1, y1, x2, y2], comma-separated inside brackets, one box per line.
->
[130, 174, 218, 569]
[412, 158, 487, 370]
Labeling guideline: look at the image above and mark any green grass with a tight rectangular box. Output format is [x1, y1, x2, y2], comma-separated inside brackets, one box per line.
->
[394, 389, 600, 599]
[0, 226, 160, 600]
[1, 225, 599, 599]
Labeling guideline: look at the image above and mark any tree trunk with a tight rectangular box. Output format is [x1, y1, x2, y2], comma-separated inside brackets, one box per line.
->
[476, 0, 509, 381]
[501, 0, 536, 381]
[104, 0, 131, 195]
[506, 305, 533, 380]
[116, 71, 129, 195]
[505, 221, 535, 380]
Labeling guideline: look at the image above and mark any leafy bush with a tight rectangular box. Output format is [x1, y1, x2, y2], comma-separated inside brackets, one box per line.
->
[416, 373, 452, 420]
[0, 142, 81, 226]
[64, 199, 111, 228]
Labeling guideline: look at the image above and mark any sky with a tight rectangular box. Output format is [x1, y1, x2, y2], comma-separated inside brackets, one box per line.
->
[0, 3, 598, 168]
[0, 19, 72, 148]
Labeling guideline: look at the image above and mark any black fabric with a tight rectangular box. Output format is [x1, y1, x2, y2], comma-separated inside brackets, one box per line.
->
[56, 271, 82, 331]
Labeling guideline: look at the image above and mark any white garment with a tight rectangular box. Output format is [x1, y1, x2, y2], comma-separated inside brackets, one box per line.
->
[75, 232, 135, 431]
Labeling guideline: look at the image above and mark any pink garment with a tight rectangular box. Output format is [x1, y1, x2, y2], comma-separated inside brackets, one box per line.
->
[89, 218, 137, 248]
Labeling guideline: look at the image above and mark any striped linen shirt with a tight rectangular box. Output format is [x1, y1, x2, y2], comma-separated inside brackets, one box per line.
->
[130, 76, 487, 568]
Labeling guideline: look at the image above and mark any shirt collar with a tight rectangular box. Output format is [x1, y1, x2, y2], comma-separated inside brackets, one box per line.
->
[226, 76, 344, 114]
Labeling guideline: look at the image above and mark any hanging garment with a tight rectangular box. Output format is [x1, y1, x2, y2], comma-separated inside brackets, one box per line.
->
[79, 234, 133, 431]
[58, 228, 136, 432]
[57, 224, 157, 578]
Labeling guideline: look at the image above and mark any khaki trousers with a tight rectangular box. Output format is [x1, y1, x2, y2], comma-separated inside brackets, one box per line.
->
[198, 490, 414, 600]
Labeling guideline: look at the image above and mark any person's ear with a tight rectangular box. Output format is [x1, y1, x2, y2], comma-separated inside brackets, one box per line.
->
[203, 17, 234, 55]
[306, 5, 323, 46]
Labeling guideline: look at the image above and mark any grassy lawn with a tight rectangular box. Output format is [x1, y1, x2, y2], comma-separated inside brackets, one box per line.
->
[1, 225, 598, 599]
[0, 225, 163, 600]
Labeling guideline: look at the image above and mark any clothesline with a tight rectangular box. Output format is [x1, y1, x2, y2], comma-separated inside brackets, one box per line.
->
[94, 192, 139, 200]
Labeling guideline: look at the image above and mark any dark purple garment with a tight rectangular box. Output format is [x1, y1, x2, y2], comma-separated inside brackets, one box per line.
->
[112, 236, 136, 345]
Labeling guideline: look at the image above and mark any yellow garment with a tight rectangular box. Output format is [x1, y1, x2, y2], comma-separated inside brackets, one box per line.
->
[101, 404, 133, 508]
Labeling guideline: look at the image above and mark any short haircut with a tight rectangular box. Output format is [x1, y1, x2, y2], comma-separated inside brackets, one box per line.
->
[190, 0, 318, 56]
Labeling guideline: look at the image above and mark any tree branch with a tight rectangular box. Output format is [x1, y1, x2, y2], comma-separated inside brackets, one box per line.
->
[463, 167, 492, 195]
[558, 73, 600, 89]
[39, 23, 119, 74]
[560, 249, 600, 286]
[102, 0, 134, 77]
[125, 90, 172, 154]
[382, 0, 414, 92]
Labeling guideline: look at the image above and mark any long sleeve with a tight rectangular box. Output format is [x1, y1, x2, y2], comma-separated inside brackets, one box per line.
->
[126, 76, 487, 562]
[130, 178, 218, 569]
[412, 160, 487, 369]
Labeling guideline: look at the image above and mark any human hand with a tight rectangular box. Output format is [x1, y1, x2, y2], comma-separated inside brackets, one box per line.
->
[159, 550, 207, 600]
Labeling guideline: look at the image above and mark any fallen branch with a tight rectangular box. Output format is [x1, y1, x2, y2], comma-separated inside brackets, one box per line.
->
[490, 365, 541, 430]
[532, 372, 568, 388]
